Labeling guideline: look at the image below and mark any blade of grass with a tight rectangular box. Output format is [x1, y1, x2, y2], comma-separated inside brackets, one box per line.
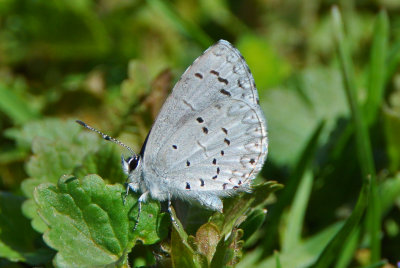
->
[385, 41, 400, 83]
[282, 169, 313, 252]
[260, 121, 325, 255]
[241, 221, 344, 268]
[333, 11, 388, 173]
[363, 260, 388, 268]
[365, 10, 388, 125]
[274, 250, 282, 268]
[311, 176, 370, 268]
[334, 228, 360, 268]
[331, 6, 380, 262]
[146, 0, 213, 48]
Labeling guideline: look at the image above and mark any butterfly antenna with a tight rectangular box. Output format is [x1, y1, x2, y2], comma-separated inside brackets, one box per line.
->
[76, 120, 136, 157]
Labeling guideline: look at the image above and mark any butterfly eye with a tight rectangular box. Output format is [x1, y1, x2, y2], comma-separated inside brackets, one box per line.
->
[127, 156, 140, 172]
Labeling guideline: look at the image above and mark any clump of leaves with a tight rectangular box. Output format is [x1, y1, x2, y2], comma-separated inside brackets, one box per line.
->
[35, 174, 168, 267]
[168, 181, 281, 268]
[1, 118, 281, 267]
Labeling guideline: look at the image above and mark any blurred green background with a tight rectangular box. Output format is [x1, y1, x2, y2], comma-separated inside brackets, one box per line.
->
[1, 0, 400, 267]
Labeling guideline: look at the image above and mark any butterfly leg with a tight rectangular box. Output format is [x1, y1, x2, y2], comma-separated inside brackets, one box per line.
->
[133, 191, 149, 232]
[123, 183, 130, 205]
[123, 181, 139, 204]
[167, 192, 179, 228]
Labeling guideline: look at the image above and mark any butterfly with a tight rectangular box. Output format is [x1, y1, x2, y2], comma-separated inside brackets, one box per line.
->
[77, 40, 268, 227]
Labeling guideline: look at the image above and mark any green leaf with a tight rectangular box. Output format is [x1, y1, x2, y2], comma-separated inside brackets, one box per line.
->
[379, 173, 400, 216]
[21, 136, 99, 231]
[18, 119, 102, 233]
[4, 118, 86, 150]
[238, 222, 344, 268]
[168, 207, 208, 266]
[0, 82, 40, 124]
[311, 176, 370, 267]
[26, 138, 87, 184]
[334, 228, 360, 268]
[16, 119, 100, 198]
[25, 131, 99, 185]
[383, 91, 400, 172]
[194, 223, 221, 264]
[212, 181, 283, 238]
[211, 228, 244, 268]
[261, 122, 324, 253]
[0, 192, 53, 265]
[21, 199, 48, 233]
[239, 208, 267, 243]
[363, 260, 389, 268]
[282, 169, 314, 252]
[364, 10, 389, 125]
[34, 174, 166, 267]
[73, 143, 126, 184]
[132, 196, 169, 245]
[170, 216, 205, 268]
[170, 192, 256, 268]
[385, 40, 400, 82]
[274, 251, 282, 268]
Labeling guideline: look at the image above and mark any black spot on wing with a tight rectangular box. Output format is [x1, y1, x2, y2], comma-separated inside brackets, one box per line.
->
[195, 73, 203, 79]
[220, 89, 231, 97]
[196, 117, 204, 123]
[238, 80, 243, 88]
[210, 70, 219, 76]
[218, 77, 229, 85]
[186, 182, 191, 190]
[210, 69, 229, 85]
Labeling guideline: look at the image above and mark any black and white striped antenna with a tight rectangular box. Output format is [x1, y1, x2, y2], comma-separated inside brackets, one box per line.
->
[76, 120, 136, 157]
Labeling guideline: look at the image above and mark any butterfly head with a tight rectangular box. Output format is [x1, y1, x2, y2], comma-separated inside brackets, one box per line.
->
[122, 155, 141, 175]
[122, 154, 143, 193]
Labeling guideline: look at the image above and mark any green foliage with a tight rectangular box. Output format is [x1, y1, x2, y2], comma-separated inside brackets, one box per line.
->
[261, 68, 348, 166]
[0, 83, 40, 125]
[168, 182, 281, 268]
[0, 192, 53, 265]
[1, 1, 400, 267]
[35, 174, 167, 267]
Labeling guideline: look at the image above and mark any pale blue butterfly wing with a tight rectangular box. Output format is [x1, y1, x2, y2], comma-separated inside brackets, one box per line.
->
[138, 40, 268, 211]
